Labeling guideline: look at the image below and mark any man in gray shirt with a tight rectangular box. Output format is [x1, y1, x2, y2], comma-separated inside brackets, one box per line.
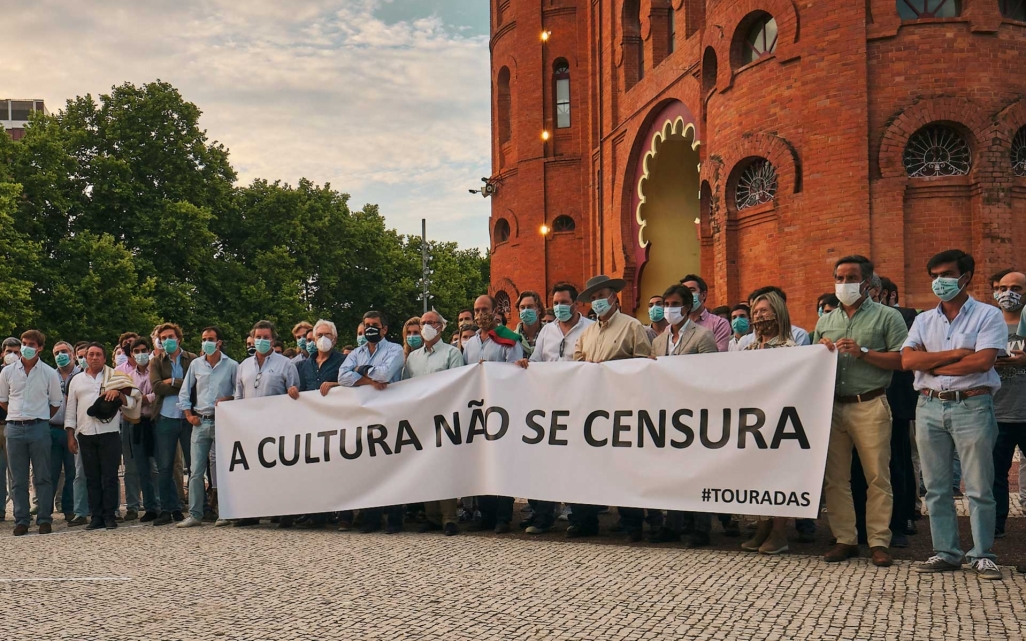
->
[991, 270, 1026, 539]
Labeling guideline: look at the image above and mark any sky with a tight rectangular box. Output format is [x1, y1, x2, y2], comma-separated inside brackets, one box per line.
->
[1, 0, 493, 249]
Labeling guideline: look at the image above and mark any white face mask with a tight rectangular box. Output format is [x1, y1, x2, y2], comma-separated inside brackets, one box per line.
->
[421, 324, 440, 343]
[835, 282, 864, 307]
[316, 336, 334, 353]
[665, 306, 686, 326]
[3, 352, 17, 366]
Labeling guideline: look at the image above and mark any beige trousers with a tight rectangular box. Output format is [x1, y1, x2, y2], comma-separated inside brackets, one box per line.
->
[824, 396, 893, 548]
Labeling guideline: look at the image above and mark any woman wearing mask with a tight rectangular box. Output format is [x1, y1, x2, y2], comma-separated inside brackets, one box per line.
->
[402, 318, 423, 359]
[740, 291, 797, 555]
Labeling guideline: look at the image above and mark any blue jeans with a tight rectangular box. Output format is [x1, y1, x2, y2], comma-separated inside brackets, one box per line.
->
[73, 449, 89, 518]
[915, 394, 997, 565]
[50, 426, 75, 516]
[121, 419, 159, 512]
[155, 416, 192, 514]
[5, 420, 53, 526]
[0, 432, 8, 517]
[188, 419, 215, 520]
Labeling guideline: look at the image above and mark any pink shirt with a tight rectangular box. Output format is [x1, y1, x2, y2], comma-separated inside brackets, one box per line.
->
[694, 308, 732, 352]
[127, 364, 156, 418]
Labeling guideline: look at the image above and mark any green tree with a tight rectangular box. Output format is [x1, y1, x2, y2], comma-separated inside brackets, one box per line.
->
[0, 180, 39, 336]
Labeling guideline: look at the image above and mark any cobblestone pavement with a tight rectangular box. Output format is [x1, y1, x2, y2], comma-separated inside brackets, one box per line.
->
[2, 514, 1025, 641]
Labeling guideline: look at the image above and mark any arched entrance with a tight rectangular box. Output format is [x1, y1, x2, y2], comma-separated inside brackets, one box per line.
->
[630, 102, 702, 323]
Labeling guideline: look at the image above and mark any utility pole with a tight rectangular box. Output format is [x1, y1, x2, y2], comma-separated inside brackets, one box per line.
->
[419, 218, 433, 313]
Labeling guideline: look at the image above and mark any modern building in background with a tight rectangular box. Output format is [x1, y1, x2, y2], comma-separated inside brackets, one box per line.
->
[0, 99, 48, 141]
[487, 0, 1026, 328]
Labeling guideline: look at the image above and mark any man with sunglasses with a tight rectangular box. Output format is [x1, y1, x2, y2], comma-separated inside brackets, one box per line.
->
[515, 282, 593, 534]
[233, 320, 300, 527]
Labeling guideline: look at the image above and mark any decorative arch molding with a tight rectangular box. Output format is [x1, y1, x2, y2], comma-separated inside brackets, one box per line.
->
[494, 208, 520, 241]
[987, 99, 1026, 180]
[705, 131, 801, 218]
[701, 0, 800, 89]
[878, 97, 990, 179]
[490, 276, 519, 304]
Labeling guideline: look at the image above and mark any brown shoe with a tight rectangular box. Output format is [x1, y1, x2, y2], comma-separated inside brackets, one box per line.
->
[823, 543, 859, 563]
[39, 523, 52, 535]
[870, 546, 893, 567]
[13, 524, 29, 536]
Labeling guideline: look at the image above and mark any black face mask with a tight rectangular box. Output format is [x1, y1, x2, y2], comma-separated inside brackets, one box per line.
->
[364, 326, 383, 344]
[247, 346, 256, 357]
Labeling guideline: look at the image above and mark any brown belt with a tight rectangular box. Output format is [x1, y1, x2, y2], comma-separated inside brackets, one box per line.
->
[835, 388, 886, 404]
[920, 387, 991, 402]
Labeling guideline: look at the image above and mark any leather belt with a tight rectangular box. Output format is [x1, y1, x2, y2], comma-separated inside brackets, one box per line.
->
[835, 388, 886, 404]
[5, 419, 45, 426]
[920, 387, 991, 401]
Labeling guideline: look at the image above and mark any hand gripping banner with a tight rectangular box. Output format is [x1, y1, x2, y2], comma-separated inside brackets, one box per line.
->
[216, 347, 838, 519]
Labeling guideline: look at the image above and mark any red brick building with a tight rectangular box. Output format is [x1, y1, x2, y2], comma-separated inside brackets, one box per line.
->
[487, 0, 1026, 329]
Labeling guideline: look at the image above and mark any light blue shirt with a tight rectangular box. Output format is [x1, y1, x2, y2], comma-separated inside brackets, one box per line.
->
[462, 333, 523, 364]
[235, 352, 299, 400]
[160, 352, 184, 419]
[0, 359, 63, 422]
[179, 354, 239, 415]
[903, 296, 1008, 393]
[338, 339, 404, 386]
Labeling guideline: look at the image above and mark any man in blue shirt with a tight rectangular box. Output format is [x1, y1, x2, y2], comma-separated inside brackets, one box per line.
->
[902, 249, 1007, 580]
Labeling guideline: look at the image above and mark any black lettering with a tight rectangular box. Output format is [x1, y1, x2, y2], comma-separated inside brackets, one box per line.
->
[258, 437, 276, 468]
[434, 413, 462, 447]
[280, 434, 300, 466]
[638, 410, 666, 448]
[738, 408, 768, 449]
[340, 427, 363, 460]
[367, 424, 392, 457]
[317, 430, 335, 462]
[670, 409, 695, 448]
[484, 407, 510, 441]
[612, 411, 632, 448]
[230, 441, 250, 471]
[548, 411, 570, 446]
[700, 409, 731, 449]
[749, 488, 761, 505]
[761, 490, 772, 504]
[771, 407, 811, 449]
[584, 410, 609, 447]
[304, 432, 320, 464]
[800, 492, 811, 507]
[787, 492, 801, 506]
[723, 489, 735, 502]
[523, 410, 546, 445]
[467, 406, 487, 443]
[774, 491, 786, 505]
[394, 420, 423, 454]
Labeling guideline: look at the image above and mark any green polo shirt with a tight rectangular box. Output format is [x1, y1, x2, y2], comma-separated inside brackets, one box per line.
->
[812, 299, 909, 397]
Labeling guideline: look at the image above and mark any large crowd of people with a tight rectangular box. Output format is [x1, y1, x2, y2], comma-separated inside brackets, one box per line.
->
[1, 249, 1024, 580]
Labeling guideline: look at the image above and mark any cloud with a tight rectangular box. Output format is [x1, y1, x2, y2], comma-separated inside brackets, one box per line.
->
[0, 0, 493, 249]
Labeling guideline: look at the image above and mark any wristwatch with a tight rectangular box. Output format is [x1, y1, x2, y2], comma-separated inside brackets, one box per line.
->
[860, 346, 869, 358]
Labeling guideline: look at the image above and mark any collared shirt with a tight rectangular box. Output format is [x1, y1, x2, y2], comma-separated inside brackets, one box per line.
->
[531, 315, 594, 362]
[235, 352, 299, 400]
[573, 310, 653, 362]
[693, 308, 733, 352]
[0, 359, 63, 422]
[66, 367, 137, 436]
[159, 352, 185, 419]
[127, 365, 156, 419]
[727, 334, 749, 352]
[338, 339, 405, 386]
[515, 321, 541, 357]
[903, 296, 1007, 393]
[665, 321, 691, 355]
[180, 354, 239, 414]
[744, 336, 798, 351]
[291, 351, 309, 366]
[813, 299, 909, 396]
[50, 365, 82, 427]
[403, 341, 465, 379]
[462, 333, 524, 364]
[298, 350, 345, 392]
[114, 361, 135, 376]
[737, 325, 811, 350]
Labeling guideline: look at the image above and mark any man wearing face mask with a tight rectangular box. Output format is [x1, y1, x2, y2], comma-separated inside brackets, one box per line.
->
[814, 255, 908, 567]
[0, 330, 63, 536]
[902, 250, 1007, 580]
[177, 327, 238, 528]
[681, 275, 732, 352]
[645, 294, 668, 342]
[727, 304, 751, 352]
[111, 333, 144, 521]
[990, 271, 1026, 540]
[291, 322, 314, 366]
[572, 275, 652, 539]
[149, 323, 198, 526]
[49, 341, 80, 522]
[121, 338, 161, 522]
[514, 291, 544, 357]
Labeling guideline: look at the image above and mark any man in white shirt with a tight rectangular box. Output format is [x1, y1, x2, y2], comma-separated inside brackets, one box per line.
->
[0, 330, 63, 536]
[66, 342, 139, 531]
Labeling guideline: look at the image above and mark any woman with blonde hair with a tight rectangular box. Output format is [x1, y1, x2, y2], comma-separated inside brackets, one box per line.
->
[740, 290, 797, 554]
[401, 317, 423, 359]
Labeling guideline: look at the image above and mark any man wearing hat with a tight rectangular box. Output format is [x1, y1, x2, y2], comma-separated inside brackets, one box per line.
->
[570, 275, 653, 540]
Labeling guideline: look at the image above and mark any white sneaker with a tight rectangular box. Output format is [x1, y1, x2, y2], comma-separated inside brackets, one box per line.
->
[557, 505, 571, 522]
[176, 516, 202, 528]
[214, 519, 232, 527]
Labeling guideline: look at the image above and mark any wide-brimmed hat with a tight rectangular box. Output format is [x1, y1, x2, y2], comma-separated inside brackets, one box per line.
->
[578, 275, 626, 303]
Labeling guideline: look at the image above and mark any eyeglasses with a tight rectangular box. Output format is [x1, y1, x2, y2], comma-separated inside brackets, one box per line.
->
[254, 372, 262, 389]
[558, 337, 568, 358]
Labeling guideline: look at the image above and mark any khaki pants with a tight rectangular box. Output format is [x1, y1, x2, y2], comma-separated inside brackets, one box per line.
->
[824, 396, 893, 548]
[425, 499, 458, 527]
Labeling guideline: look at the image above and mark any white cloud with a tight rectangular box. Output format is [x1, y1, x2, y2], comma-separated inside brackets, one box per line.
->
[0, 0, 493, 249]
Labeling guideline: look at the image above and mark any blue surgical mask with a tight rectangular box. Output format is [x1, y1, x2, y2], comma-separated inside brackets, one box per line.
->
[731, 317, 750, 335]
[77, 357, 87, 369]
[931, 276, 965, 302]
[55, 352, 72, 368]
[162, 338, 179, 354]
[201, 341, 218, 356]
[357, 335, 368, 347]
[21, 345, 38, 360]
[406, 335, 423, 349]
[553, 304, 573, 323]
[691, 298, 702, 313]
[591, 296, 613, 317]
[115, 353, 128, 366]
[254, 338, 272, 355]
[817, 307, 825, 318]
[134, 353, 150, 366]
[306, 340, 317, 355]
[519, 308, 538, 326]
[297, 337, 307, 350]
[649, 306, 664, 322]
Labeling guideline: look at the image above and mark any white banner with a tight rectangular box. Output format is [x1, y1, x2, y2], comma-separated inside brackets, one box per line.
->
[216, 346, 838, 519]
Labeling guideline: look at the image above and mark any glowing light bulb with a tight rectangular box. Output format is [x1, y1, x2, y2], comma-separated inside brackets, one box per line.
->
[541, 31, 551, 42]
[541, 130, 550, 141]
[540, 224, 550, 235]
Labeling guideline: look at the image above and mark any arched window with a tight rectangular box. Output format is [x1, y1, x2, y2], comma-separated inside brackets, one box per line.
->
[735, 159, 778, 210]
[497, 67, 512, 146]
[493, 217, 511, 244]
[623, 0, 644, 86]
[552, 215, 576, 232]
[1012, 126, 1026, 177]
[897, 0, 961, 19]
[495, 291, 512, 317]
[741, 14, 778, 65]
[702, 47, 718, 96]
[554, 59, 571, 129]
[903, 125, 972, 178]
[1000, 0, 1026, 21]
